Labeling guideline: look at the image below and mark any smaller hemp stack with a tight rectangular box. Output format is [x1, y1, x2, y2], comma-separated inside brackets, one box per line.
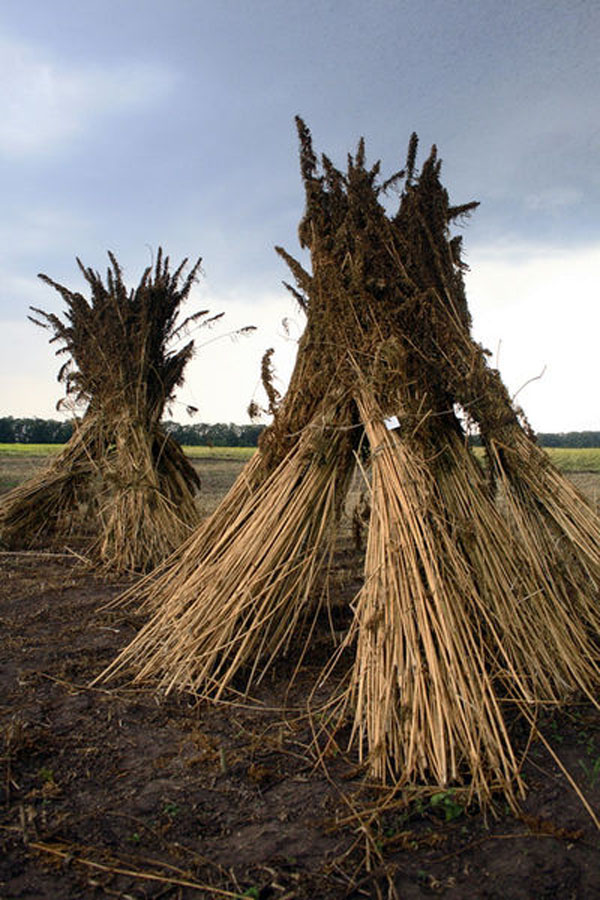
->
[0, 249, 217, 571]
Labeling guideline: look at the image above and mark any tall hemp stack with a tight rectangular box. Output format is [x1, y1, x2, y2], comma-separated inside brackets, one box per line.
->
[0, 249, 220, 571]
[102, 121, 600, 805]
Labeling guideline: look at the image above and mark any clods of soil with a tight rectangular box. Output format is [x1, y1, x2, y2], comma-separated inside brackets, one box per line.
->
[1, 551, 600, 899]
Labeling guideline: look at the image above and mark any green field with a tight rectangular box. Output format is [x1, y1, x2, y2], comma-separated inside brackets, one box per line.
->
[468, 446, 600, 473]
[542, 447, 600, 472]
[0, 443, 64, 456]
[0, 443, 256, 459]
[0, 443, 597, 470]
[182, 445, 256, 460]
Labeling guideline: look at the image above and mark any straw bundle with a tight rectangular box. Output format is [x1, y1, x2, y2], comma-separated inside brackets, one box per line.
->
[102, 122, 600, 803]
[0, 249, 217, 571]
[343, 380, 600, 801]
[348, 388, 518, 798]
[102, 393, 358, 691]
[0, 415, 102, 545]
[392, 156, 600, 603]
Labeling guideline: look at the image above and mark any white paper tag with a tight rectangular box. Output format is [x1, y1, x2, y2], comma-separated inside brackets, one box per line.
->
[384, 415, 400, 431]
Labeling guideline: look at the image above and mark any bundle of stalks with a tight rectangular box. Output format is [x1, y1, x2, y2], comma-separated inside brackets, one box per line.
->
[339, 378, 600, 800]
[0, 249, 224, 571]
[433, 432, 600, 702]
[348, 387, 519, 800]
[114, 354, 354, 614]
[101, 393, 358, 693]
[389, 149, 600, 599]
[102, 121, 600, 805]
[0, 416, 102, 545]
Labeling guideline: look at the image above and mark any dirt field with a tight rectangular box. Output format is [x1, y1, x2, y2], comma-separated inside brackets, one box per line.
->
[1, 458, 600, 898]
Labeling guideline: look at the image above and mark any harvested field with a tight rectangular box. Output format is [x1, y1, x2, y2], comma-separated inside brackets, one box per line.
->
[0, 447, 251, 516]
[1, 458, 600, 899]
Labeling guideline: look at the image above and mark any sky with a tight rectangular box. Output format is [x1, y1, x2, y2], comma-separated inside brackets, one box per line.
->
[0, 0, 598, 432]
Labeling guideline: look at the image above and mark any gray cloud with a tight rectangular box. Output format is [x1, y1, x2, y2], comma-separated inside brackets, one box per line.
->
[0, 35, 177, 158]
[0, 0, 598, 428]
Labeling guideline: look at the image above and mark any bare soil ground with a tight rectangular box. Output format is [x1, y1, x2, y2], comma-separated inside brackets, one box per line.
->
[1, 458, 600, 899]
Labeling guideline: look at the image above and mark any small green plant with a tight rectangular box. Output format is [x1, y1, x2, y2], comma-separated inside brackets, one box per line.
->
[548, 718, 565, 744]
[38, 766, 54, 784]
[429, 790, 464, 822]
[242, 888, 260, 900]
[579, 756, 600, 787]
[577, 731, 596, 756]
[163, 801, 180, 818]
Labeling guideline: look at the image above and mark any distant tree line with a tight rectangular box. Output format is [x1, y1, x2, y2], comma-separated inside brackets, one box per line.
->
[162, 421, 265, 447]
[0, 417, 266, 447]
[1, 417, 599, 448]
[0, 417, 74, 443]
